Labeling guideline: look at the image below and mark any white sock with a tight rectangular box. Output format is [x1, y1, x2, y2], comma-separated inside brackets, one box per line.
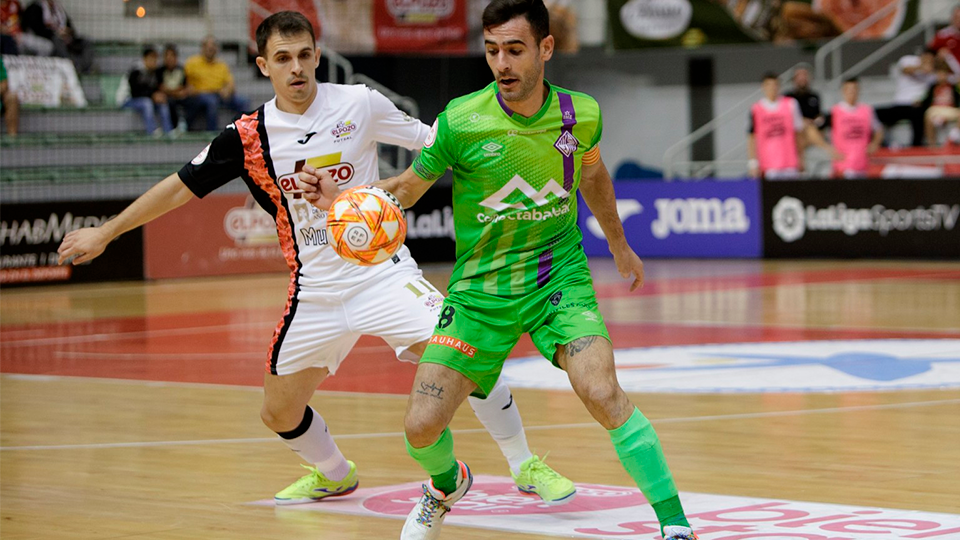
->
[277, 406, 351, 481]
[468, 378, 533, 475]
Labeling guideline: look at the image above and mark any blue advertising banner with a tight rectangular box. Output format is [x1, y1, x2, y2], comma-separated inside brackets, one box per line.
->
[578, 180, 762, 258]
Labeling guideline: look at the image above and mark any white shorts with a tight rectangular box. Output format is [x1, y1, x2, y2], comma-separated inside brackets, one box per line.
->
[265, 260, 444, 376]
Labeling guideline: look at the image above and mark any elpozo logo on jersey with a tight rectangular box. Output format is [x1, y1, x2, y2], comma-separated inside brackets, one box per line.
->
[330, 120, 357, 142]
[501, 340, 960, 393]
[772, 196, 960, 243]
[277, 153, 355, 198]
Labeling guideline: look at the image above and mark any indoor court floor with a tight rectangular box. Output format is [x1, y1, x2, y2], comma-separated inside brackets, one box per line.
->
[2, 259, 959, 539]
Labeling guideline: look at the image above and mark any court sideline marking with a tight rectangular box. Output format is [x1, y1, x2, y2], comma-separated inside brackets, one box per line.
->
[2, 397, 957, 452]
[6, 269, 958, 348]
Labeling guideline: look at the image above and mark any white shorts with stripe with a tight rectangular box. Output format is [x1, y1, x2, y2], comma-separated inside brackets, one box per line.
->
[266, 259, 443, 376]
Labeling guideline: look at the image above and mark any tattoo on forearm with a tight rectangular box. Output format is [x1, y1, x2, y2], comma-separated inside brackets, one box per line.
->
[416, 381, 445, 399]
[566, 336, 597, 358]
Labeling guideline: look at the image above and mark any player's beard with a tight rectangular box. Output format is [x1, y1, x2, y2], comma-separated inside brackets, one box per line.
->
[499, 59, 543, 103]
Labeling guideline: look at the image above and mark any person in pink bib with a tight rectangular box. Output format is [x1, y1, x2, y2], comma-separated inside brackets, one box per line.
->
[748, 72, 835, 180]
[830, 78, 883, 178]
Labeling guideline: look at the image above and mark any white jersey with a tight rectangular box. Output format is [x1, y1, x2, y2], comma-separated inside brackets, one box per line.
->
[178, 83, 431, 290]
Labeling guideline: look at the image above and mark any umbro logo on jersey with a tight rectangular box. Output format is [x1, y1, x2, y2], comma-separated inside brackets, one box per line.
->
[297, 132, 317, 144]
[481, 141, 503, 156]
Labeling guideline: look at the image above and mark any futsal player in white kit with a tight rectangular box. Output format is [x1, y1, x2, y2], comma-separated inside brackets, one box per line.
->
[57, 11, 575, 505]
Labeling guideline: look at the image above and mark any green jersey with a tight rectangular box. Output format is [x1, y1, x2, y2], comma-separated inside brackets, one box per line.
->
[413, 81, 603, 296]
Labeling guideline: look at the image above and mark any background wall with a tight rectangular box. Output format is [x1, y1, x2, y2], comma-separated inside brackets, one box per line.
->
[58, 0, 248, 44]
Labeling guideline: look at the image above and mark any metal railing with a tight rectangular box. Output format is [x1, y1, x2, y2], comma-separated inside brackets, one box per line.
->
[837, 3, 955, 82]
[321, 46, 421, 176]
[662, 63, 805, 180]
[813, 1, 902, 82]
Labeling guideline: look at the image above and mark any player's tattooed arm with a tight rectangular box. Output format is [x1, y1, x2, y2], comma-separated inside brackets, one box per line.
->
[565, 336, 598, 358]
[416, 381, 445, 400]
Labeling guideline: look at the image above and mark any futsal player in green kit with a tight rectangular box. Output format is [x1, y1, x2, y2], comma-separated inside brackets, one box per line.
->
[297, 1, 699, 539]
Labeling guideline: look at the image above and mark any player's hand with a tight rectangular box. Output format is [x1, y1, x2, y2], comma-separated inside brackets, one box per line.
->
[57, 227, 111, 265]
[297, 165, 341, 210]
[612, 244, 644, 292]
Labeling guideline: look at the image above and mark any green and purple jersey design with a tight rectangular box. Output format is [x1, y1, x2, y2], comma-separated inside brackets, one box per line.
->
[413, 81, 603, 295]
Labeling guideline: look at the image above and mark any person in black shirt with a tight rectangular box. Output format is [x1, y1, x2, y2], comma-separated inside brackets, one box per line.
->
[784, 65, 824, 150]
[124, 46, 173, 136]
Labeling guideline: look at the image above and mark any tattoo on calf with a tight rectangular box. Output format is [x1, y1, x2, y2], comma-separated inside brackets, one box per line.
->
[566, 336, 598, 358]
[416, 381, 445, 399]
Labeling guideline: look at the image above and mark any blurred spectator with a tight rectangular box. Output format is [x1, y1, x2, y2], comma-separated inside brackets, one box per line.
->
[2, 0, 50, 55]
[784, 64, 824, 150]
[747, 72, 834, 179]
[124, 46, 173, 137]
[1, 0, 21, 54]
[158, 43, 188, 132]
[830, 78, 882, 178]
[545, 0, 578, 53]
[183, 36, 249, 131]
[875, 48, 948, 147]
[21, 0, 93, 73]
[922, 63, 960, 146]
[928, 6, 960, 66]
[1, 55, 19, 136]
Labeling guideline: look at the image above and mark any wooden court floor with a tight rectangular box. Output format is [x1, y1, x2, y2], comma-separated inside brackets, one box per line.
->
[2, 259, 959, 539]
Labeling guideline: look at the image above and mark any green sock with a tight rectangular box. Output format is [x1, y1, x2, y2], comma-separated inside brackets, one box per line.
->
[608, 408, 690, 531]
[405, 427, 459, 495]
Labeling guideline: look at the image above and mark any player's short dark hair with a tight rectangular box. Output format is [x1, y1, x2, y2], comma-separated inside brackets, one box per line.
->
[142, 46, 157, 58]
[163, 43, 178, 55]
[482, 0, 550, 44]
[762, 72, 779, 82]
[256, 11, 316, 57]
[842, 77, 859, 85]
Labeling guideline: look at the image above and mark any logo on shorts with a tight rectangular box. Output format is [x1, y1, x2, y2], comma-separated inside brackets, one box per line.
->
[429, 335, 477, 358]
[191, 144, 211, 165]
[582, 311, 599, 322]
[549, 291, 563, 306]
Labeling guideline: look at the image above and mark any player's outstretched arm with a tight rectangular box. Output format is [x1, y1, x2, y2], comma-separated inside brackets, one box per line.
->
[57, 173, 194, 265]
[298, 163, 433, 211]
[580, 156, 644, 291]
[373, 165, 433, 209]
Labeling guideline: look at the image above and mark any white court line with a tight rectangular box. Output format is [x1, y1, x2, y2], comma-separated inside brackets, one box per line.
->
[8, 270, 958, 348]
[50, 345, 395, 361]
[0, 373, 410, 398]
[2, 398, 957, 452]
[610, 318, 960, 335]
[0, 320, 277, 347]
[7, 317, 958, 350]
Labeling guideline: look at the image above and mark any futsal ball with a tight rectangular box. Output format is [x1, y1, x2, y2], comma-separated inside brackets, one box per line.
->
[326, 186, 406, 266]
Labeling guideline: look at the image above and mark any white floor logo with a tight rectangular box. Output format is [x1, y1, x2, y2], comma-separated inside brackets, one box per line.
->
[501, 340, 960, 393]
[251, 476, 960, 539]
[772, 196, 960, 243]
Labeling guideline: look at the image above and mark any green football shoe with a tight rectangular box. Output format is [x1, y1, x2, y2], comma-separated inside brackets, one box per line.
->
[511, 454, 576, 506]
[274, 462, 359, 505]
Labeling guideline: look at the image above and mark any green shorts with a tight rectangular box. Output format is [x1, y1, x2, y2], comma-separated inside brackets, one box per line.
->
[420, 264, 610, 397]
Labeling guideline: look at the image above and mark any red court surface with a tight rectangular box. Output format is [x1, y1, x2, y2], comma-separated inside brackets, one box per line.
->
[3, 263, 958, 394]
